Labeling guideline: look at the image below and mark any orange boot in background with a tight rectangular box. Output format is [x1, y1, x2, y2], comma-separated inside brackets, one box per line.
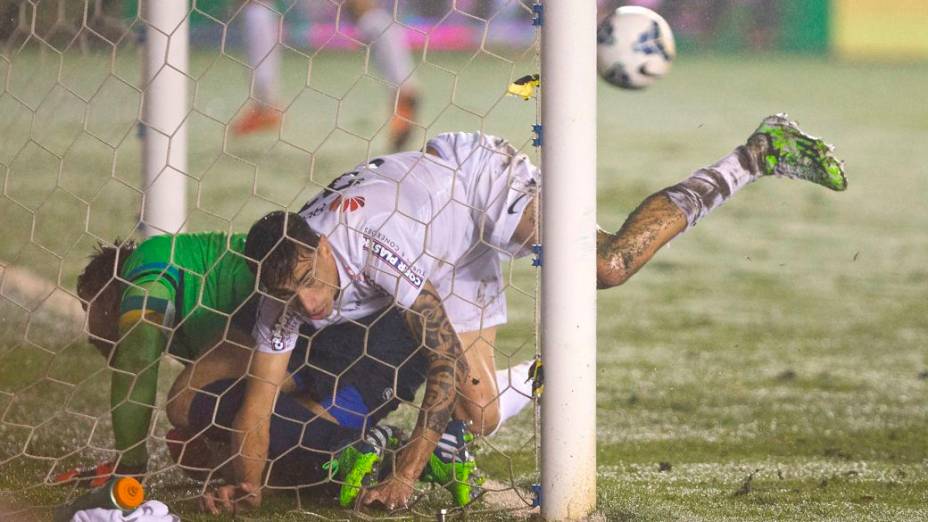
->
[389, 89, 419, 152]
[232, 103, 282, 135]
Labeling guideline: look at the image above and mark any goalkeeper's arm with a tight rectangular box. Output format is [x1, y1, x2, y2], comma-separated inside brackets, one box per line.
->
[109, 281, 174, 475]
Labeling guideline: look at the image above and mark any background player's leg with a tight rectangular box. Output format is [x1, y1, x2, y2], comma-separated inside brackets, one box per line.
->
[245, 1, 280, 108]
[346, 0, 419, 150]
[233, 1, 283, 134]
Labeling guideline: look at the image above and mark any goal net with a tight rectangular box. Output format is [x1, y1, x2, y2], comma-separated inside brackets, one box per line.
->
[0, 0, 549, 519]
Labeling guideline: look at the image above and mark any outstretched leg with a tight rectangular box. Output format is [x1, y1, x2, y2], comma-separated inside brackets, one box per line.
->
[514, 114, 847, 289]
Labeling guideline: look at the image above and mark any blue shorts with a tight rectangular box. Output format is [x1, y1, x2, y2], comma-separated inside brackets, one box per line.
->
[287, 308, 426, 431]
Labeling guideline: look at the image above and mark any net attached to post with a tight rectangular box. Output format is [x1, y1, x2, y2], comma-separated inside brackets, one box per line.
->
[0, 1, 542, 519]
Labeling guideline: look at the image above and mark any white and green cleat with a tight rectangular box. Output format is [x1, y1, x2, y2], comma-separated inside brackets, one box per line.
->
[325, 446, 378, 507]
[421, 420, 484, 506]
[323, 425, 401, 508]
[751, 113, 847, 191]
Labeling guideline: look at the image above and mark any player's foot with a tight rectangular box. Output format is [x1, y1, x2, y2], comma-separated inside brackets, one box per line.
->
[231, 103, 282, 135]
[388, 89, 419, 151]
[750, 113, 847, 191]
[52, 461, 115, 489]
[420, 420, 483, 506]
[324, 425, 401, 508]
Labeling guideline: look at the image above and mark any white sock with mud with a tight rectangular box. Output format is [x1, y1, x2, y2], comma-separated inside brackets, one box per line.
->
[244, 1, 281, 106]
[664, 145, 762, 228]
[490, 361, 535, 435]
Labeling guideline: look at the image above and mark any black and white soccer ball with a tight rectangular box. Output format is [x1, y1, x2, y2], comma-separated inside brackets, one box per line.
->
[596, 6, 676, 90]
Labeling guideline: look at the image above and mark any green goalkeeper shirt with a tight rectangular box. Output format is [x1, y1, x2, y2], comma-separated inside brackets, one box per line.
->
[111, 232, 254, 470]
[118, 232, 255, 361]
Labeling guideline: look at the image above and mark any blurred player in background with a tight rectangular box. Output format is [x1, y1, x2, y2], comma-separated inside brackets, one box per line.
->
[233, 0, 420, 151]
[222, 114, 846, 512]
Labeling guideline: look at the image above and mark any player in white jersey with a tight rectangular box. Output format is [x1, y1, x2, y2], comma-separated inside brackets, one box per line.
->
[251, 138, 536, 351]
[233, 0, 419, 151]
[206, 114, 847, 512]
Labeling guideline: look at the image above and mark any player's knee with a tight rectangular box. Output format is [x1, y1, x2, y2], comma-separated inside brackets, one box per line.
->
[596, 262, 629, 289]
[467, 403, 501, 437]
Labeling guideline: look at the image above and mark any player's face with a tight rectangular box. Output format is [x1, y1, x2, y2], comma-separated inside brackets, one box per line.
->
[267, 246, 339, 321]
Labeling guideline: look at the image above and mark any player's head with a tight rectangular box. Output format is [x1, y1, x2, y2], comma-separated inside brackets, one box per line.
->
[245, 211, 321, 287]
[245, 211, 339, 319]
[76, 240, 136, 358]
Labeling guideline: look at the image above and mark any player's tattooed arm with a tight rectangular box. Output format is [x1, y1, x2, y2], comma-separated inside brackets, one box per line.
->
[362, 282, 468, 508]
[408, 282, 468, 432]
[596, 193, 687, 289]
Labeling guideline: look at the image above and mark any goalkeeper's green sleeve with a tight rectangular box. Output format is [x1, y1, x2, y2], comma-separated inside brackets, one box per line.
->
[109, 281, 174, 471]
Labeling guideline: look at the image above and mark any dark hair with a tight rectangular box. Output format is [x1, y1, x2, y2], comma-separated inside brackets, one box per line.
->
[76, 239, 137, 309]
[245, 211, 320, 288]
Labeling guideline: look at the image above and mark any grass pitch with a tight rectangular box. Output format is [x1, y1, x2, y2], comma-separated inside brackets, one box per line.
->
[1, 46, 927, 520]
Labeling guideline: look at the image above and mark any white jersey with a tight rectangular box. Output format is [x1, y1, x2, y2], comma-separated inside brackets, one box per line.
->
[253, 132, 540, 354]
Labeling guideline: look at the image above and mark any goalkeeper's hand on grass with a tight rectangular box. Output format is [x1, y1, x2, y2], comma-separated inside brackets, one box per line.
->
[53, 461, 145, 488]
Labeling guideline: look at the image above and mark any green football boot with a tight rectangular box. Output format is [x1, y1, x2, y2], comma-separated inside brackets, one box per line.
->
[323, 425, 400, 508]
[750, 113, 847, 191]
[420, 420, 484, 506]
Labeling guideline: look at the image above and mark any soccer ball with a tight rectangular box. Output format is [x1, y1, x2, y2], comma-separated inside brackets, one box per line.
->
[596, 6, 676, 90]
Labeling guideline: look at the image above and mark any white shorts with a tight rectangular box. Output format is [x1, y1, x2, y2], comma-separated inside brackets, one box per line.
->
[427, 132, 540, 332]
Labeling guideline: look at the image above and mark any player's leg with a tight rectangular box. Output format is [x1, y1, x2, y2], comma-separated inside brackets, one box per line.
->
[451, 330, 538, 435]
[424, 132, 540, 430]
[453, 328, 500, 436]
[165, 329, 253, 429]
[512, 114, 847, 289]
[176, 376, 397, 504]
[345, 0, 419, 150]
[232, 0, 283, 134]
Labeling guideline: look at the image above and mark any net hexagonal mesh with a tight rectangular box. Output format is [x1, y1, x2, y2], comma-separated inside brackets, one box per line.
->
[0, 0, 541, 519]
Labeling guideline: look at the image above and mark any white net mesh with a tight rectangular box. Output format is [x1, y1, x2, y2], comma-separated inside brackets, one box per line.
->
[0, 0, 541, 518]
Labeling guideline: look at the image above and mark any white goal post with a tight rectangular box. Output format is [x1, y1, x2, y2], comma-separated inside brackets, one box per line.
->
[141, 0, 188, 235]
[136, 0, 600, 518]
[540, 0, 598, 519]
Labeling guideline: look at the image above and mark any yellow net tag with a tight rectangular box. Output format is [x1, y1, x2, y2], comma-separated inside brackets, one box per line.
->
[507, 74, 541, 100]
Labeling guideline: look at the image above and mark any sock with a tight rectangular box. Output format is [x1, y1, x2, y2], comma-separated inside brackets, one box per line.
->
[490, 360, 536, 435]
[663, 145, 762, 228]
[244, 1, 281, 106]
[355, 8, 416, 88]
[434, 419, 469, 464]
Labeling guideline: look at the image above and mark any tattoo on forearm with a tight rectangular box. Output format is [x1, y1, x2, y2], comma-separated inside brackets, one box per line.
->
[403, 284, 468, 434]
